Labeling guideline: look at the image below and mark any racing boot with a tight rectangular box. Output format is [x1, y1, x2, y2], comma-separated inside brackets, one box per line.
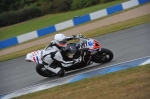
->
[87, 60, 93, 65]
[57, 68, 65, 77]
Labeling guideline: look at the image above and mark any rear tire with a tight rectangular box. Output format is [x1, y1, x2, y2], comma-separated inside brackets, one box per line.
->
[92, 48, 113, 63]
[36, 64, 55, 77]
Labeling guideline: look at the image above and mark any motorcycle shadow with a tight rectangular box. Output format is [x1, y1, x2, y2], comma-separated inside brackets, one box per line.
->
[64, 63, 104, 76]
[64, 60, 115, 77]
[44, 60, 115, 78]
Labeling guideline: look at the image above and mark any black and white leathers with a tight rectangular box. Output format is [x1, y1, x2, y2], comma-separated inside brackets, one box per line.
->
[42, 36, 77, 74]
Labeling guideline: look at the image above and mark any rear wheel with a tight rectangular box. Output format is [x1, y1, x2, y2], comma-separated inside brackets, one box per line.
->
[36, 64, 56, 77]
[92, 48, 113, 63]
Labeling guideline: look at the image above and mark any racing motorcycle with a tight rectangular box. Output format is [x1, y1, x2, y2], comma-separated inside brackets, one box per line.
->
[26, 34, 113, 77]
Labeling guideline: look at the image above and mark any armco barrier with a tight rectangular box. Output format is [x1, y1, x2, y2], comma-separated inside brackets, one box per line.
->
[73, 14, 91, 26]
[0, 0, 149, 49]
[106, 4, 123, 15]
[37, 26, 56, 37]
[0, 37, 18, 49]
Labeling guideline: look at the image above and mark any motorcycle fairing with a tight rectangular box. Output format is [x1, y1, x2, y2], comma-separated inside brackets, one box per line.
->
[26, 50, 43, 64]
[86, 39, 101, 50]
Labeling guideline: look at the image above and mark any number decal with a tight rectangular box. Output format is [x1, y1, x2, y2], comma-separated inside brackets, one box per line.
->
[88, 41, 94, 46]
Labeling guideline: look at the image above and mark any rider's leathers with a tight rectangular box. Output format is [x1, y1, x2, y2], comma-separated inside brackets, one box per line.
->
[42, 36, 76, 74]
[42, 45, 74, 74]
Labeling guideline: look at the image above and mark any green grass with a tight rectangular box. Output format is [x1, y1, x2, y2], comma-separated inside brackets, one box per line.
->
[0, 14, 150, 62]
[13, 64, 150, 99]
[0, 0, 128, 40]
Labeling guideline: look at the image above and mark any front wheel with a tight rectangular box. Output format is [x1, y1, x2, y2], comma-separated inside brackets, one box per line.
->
[36, 64, 56, 77]
[92, 48, 113, 63]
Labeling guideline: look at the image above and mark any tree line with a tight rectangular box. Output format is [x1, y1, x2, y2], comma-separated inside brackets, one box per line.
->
[0, 0, 116, 27]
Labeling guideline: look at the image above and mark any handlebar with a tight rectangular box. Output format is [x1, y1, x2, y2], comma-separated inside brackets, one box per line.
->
[76, 34, 84, 39]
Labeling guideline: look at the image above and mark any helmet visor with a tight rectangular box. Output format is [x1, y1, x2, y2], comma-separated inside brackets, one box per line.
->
[58, 39, 67, 47]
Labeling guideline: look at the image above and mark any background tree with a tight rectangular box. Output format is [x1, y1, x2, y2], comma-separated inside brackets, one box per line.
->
[0, 0, 117, 27]
[52, 0, 73, 13]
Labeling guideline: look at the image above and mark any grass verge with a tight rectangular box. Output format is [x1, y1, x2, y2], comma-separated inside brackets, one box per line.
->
[0, 14, 150, 62]
[0, 0, 128, 40]
[13, 64, 150, 99]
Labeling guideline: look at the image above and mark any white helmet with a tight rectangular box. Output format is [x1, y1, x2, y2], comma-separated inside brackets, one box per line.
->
[54, 34, 67, 47]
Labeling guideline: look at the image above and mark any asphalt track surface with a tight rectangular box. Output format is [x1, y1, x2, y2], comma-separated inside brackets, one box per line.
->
[0, 23, 150, 95]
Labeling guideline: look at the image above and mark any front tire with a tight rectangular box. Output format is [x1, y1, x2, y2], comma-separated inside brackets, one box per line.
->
[92, 48, 113, 63]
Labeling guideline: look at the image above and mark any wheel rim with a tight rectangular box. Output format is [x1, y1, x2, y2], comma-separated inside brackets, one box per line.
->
[102, 53, 110, 61]
[95, 53, 110, 61]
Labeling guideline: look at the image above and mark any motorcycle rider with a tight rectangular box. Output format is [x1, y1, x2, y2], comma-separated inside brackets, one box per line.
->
[42, 33, 81, 77]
